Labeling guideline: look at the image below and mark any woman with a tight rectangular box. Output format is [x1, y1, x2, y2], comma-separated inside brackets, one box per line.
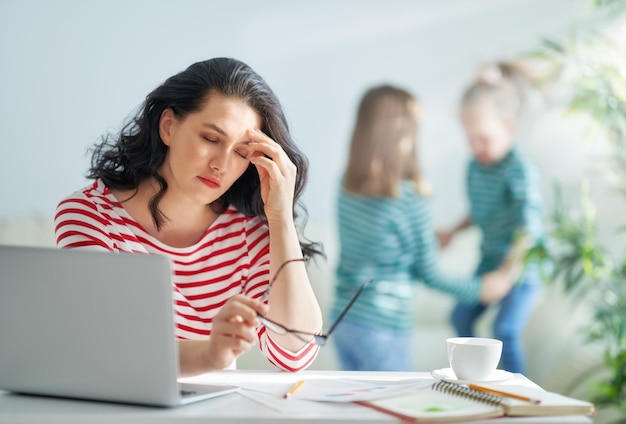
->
[55, 57, 323, 376]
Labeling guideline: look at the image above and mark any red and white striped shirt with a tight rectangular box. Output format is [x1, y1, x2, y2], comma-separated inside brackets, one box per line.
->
[54, 179, 319, 372]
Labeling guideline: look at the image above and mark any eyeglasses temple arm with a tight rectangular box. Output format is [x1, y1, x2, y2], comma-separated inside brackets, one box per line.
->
[325, 277, 373, 337]
[261, 258, 305, 301]
[258, 313, 326, 345]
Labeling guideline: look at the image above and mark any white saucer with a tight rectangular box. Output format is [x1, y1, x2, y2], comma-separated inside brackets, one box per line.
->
[431, 367, 513, 385]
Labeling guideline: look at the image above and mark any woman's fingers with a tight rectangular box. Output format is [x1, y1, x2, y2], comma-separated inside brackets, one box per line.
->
[221, 318, 258, 342]
[205, 331, 255, 369]
[223, 294, 267, 318]
[245, 129, 296, 221]
[204, 294, 273, 370]
[246, 129, 296, 176]
[213, 295, 267, 335]
[246, 129, 281, 157]
[205, 295, 268, 368]
[213, 334, 254, 356]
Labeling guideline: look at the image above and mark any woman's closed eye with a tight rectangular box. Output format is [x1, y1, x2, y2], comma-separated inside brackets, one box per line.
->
[234, 149, 249, 159]
[235, 143, 253, 160]
[202, 135, 249, 160]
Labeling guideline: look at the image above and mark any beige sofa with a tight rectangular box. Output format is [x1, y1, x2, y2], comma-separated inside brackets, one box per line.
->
[0, 214, 603, 400]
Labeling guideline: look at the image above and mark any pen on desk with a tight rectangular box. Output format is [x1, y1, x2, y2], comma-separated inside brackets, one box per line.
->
[468, 384, 542, 404]
[283, 380, 305, 399]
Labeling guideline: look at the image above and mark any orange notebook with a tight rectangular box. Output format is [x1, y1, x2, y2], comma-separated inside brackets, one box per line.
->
[356, 380, 595, 423]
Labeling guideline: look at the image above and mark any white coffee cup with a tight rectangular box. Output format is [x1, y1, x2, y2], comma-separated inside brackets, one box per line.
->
[446, 337, 503, 381]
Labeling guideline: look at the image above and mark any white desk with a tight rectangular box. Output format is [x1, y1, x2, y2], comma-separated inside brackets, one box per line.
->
[0, 370, 593, 424]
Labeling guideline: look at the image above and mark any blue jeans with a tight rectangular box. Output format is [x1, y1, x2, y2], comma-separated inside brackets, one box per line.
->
[450, 276, 541, 374]
[331, 319, 414, 371]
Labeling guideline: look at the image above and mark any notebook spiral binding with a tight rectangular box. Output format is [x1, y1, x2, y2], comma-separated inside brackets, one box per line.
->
[432, 380, 504, 406]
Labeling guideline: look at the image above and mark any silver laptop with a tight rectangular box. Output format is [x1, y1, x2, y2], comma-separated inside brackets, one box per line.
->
[0, 245, 238, 407]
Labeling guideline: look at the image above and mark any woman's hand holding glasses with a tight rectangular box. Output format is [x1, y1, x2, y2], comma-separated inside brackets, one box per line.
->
[208, 257, 371, 367]
[205, 295, 268, 370]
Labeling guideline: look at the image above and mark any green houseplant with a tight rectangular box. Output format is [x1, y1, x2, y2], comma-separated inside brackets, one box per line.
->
[525, 0, 626, 419]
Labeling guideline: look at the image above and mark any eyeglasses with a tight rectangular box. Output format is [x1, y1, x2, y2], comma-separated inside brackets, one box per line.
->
[260, 258, 306, 302]
[257, 258, 372, 346]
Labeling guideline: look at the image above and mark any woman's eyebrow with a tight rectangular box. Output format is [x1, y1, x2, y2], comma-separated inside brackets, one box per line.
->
[201, 123, 227, 137]
[201, 123, 252, 147]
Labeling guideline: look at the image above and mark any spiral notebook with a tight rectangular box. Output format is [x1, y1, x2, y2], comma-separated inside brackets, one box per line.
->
[356, 380, 595, 423]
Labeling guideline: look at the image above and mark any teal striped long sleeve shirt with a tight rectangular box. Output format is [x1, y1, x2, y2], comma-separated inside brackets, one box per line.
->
[332, 181, 481, 332]
[467, 148, 544, 277]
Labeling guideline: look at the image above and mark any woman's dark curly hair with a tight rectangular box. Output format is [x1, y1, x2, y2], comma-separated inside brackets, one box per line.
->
[88, 57, 322, 258]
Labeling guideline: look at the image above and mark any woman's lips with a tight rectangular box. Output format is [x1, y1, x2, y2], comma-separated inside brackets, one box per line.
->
[199, 176, 221, 189]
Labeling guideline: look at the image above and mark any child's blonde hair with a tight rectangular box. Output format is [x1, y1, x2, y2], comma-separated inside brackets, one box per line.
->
[461, 61, 533, 122]
[343, 85, 428, 198]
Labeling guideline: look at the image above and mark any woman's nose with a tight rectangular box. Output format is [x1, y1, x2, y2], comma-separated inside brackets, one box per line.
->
[209, 149, 229, 172]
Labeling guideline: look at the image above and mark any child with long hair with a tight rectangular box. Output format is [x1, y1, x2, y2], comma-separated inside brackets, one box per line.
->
[331, 85, 515, 371]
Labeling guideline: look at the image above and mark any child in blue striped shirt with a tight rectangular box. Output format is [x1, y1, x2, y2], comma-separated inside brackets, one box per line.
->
[438, 62, 544, 374]
[331, 85, 517, 372]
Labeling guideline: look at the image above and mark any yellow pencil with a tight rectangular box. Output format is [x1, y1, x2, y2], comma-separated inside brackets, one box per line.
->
[469, 384, 542, 404]
[283, 380, 305, 399]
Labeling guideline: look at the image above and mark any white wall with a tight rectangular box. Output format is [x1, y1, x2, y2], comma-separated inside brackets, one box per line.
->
[1, 0, 622, 248]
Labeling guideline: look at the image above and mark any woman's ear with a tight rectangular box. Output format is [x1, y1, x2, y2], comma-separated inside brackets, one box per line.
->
[159, 108, 175, 146]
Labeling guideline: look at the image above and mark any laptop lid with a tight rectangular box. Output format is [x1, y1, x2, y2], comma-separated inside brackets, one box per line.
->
[0, 245, 236, 406]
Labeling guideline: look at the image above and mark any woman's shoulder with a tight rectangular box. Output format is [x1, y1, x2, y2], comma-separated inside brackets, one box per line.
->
[56, 179, 116, 211]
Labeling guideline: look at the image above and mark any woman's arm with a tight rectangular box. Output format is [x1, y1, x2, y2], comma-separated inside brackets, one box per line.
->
[265, 219, 323, 351]
[246, 128, 323, 352]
